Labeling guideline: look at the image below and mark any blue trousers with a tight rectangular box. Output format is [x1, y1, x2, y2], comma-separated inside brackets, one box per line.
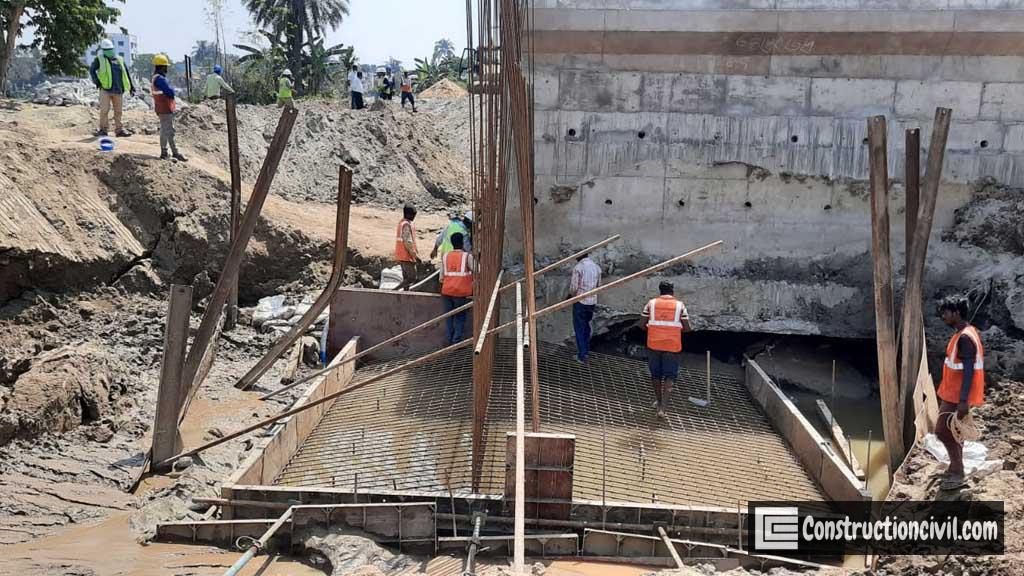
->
[443, 295, 469, 344]
[572, 302, 595, 361]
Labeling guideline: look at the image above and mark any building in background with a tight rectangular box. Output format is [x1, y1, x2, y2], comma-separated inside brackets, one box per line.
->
[83, 32, 138, 67]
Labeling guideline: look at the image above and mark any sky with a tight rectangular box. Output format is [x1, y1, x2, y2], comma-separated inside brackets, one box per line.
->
[111, 0, 469, 69]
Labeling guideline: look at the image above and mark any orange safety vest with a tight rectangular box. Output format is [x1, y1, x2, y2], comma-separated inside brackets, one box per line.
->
[151, 74, 176, 114]
[395, 219, 417, 262]
[937, 325, 985, 406]
[646, 295, 684, 353]
[441, 250, 473, 297]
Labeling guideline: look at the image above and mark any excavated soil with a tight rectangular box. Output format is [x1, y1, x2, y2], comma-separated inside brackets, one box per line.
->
[0, 96, 464, 573]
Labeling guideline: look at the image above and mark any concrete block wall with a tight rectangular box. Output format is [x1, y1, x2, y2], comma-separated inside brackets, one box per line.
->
[519, 1, 1024, 342]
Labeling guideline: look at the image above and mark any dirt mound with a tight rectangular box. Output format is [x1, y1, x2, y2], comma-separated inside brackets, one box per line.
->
[946, 178, 1024, 256]
[419, 78, 467, 100]
[175, 100, 469, 208]
[0, 344, 122, 446]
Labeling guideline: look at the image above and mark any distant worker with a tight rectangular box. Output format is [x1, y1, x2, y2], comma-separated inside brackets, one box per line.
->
[440, 233, 473, 344]
[400, 71, 417, 113]
[89, 38, 135, 137]
[347, 65, 359, 109]
[377, 67, 394, 101]
[277, 69, 295, 109]
[935, 295, 985, 491]
[151, 54, 187, 162]
[352, 71, 365, 110]
[205, 64, 234, 100]
[394, 204, 421, 291]
[431, 211, 473, 261]
[569, 252, 602, 364]
[641, 281, 690, 420]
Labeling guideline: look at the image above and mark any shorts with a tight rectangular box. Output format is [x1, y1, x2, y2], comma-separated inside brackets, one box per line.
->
[647, 350, 680, 381]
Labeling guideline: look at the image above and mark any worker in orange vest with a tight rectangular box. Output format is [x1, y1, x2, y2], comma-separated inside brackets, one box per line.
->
[934, 295, 985, 490]
[440, 232, 473, 344]
[641, 281, 691, 420]
[394, 205, 421, 291]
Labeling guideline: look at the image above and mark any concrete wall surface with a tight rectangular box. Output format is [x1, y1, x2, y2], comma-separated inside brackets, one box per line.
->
[517, 1, 1024, 372]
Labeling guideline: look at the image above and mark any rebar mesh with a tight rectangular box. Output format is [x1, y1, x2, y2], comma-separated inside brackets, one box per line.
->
[273, 340, 826, 507]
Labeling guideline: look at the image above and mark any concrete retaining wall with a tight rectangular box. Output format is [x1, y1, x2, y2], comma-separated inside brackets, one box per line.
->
[516, 1, 1024, 344]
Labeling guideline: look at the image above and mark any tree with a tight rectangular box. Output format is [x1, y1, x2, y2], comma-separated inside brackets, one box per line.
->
[204, 0, 228, 74]
[303, 36, 348, 96]
[433, 38, 455, 63]
[0, 0, 121, 95]
[192, 40, 219, 69]
[241, 0, 349, 95]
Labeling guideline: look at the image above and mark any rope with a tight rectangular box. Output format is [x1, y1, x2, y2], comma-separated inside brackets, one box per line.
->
[938, 411, 981, 444]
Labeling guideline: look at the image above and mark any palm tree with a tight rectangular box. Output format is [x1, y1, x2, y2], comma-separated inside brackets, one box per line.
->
[242, 0, 349, 94]
[433, 38, 455, 63]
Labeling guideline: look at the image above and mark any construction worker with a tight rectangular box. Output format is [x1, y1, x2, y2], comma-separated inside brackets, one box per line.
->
[400, 70, 416, 113]
[277, 69, 295, 109]
[569, 251, 602, 363]
[431, 211, 473, 262]
[352, 71, 365, 110]
[347, 64, 359, 109]
[394, 204, 421, 291]
[205, 64, 234, 100]
[89, 38, 135, 137]
[439, 233, 473, 344]
[151, 54, 187, 162]
[935, 295, 985, 490]
[641, 281, 691, 420]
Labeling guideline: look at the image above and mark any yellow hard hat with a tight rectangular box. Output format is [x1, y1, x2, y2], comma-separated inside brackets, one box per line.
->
[153, 54, 170, 66]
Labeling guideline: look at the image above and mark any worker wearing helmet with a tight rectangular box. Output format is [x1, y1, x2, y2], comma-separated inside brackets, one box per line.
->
[277, 69, 295, 109]
[431, 211, 473, 262]
[205, 64, 234, 100]
[88, 38, 135, 137]
[151, 54, 187, 162]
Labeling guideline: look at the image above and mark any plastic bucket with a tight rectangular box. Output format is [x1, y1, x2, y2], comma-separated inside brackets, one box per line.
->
[99, 138, 115, 152]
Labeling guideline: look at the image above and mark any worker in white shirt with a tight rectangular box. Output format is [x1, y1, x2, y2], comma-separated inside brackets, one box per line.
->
[569, 252, 602, 363]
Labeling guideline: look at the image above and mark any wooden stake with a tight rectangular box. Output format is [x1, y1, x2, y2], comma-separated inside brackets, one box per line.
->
[905, 127, 920, 273]
[867, 115, 904, 474]
[151, 285, 193, 471]
[816, 399, 866, 479]
[236, 166, 352, 390]
[178, 107, 299, 421]
[898, 109, 951, 453]
[224, 94, 242, 331]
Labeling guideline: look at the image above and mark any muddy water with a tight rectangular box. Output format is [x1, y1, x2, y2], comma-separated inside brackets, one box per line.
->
[1, 512, 324, 575]
[788, 390, 891, 500]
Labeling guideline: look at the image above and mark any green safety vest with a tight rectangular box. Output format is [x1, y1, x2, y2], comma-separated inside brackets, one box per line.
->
[278, 76, 293, 99]
[438, 220, 469, 257]
[97, 54, 130, 92]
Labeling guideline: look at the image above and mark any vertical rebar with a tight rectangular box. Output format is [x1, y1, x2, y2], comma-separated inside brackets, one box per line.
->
[706, 350, 711, 403]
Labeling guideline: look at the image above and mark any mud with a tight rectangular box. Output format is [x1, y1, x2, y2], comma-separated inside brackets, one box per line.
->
[876, 377, 1024, 574]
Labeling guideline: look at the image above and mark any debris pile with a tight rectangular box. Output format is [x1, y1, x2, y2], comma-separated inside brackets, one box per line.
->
[31, 79, 154, 110]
